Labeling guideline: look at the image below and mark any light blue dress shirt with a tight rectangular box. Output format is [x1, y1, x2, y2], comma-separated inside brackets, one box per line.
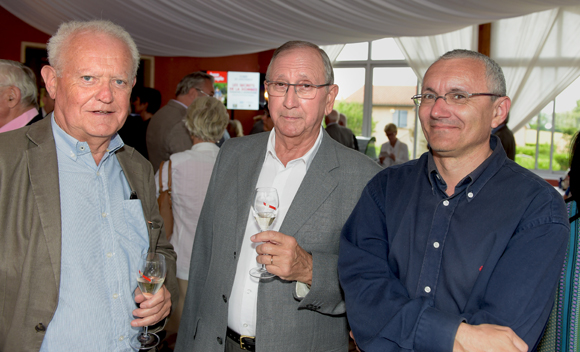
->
[40, 116, 149, 351]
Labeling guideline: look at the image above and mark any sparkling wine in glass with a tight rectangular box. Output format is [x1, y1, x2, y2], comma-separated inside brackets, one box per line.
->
[249, 187, 278, 279]
[130, 252, 166, 351]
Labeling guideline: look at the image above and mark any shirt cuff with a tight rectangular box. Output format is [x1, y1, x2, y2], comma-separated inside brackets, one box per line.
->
[295, 281, 311, 298]
[414, 307, 464, 352]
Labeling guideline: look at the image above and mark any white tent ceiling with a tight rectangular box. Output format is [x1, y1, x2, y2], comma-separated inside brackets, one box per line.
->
[1, 0, 579, 57]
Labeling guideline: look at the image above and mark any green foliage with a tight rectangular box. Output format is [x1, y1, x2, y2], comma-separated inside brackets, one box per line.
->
[515, 143, 569, 171]
[333, 101, 377, 136]
[334, 101, 363, 136]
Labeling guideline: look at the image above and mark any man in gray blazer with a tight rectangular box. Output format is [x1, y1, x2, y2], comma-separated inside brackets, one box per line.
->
[325, 109, 357, 150]
[175, 41, 381, 352]
[146, 71, 215, 172]
[0, 20, 177, 351]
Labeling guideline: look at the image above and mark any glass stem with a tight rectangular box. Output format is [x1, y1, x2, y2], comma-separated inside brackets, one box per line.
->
[143, 325, 149, 337]
[260, 229, 267, 271]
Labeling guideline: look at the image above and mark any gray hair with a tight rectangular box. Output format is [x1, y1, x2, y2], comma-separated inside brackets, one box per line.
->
[266, 41, 334, 85]
[433, 49, 506, 99]
[47, 20, 140, 78]
[175, 72, 214, 97]
[0, 60, 37, 108]
[184, 96, 229, 142]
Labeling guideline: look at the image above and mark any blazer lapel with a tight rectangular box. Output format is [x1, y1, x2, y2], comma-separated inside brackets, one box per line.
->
[26, 119, 62, 290]
[235, 134, 269, 249]
[280, 132, 339, 239]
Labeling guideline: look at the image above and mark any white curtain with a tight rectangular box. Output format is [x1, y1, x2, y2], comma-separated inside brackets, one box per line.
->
[1, 0, 577, 57]
[491, 6, 580, 131]
[394, 26, 477, 82]
[321, 44, 346, 63]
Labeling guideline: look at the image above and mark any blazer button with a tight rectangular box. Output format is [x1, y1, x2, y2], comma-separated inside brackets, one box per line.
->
[222, 295, 227, 303]
[35, 323, 46, 332]
[217, 336, 223, 345]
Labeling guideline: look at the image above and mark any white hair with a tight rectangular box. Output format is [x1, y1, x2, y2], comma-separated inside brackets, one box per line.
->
[0, 59, 37, 108]
[47, 20, 140, 78]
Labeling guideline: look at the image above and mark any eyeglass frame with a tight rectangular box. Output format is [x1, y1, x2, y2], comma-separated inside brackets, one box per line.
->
[265, 80, 331, 100]
[411, 91, 504, 106]
[195, 87, 213, 97]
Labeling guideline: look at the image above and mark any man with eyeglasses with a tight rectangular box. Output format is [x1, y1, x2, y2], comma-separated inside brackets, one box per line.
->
[146, 71, 215, 172]
[339, 49, 568, 352]
[175, 41, 381, 352]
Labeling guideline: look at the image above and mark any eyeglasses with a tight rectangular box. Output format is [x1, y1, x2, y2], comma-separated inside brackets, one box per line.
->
[195, 88, 214, 97]
[412, 91, 503, 106]
[265, 81, 330, 100]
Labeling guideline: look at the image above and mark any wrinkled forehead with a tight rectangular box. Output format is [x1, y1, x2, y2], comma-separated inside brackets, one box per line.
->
[423, 58, 487, 92]
[61, 32, 133, 75]
[269, 47, 325, 81]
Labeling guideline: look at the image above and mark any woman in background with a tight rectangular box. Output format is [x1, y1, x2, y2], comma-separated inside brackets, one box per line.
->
[156, 96, 229, 346]
[378, 123, 409, 168]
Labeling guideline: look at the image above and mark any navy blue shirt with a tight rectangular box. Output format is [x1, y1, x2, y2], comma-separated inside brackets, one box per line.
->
[339, 136, 569, 352]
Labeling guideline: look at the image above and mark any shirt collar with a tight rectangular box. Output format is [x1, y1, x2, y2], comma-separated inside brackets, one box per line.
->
[427, 135, 506, 201]
[51, 113, 124, 161]
[265, 126, 324, 171]
[172, 99, 188, 109]
[0, 108, 38, 133]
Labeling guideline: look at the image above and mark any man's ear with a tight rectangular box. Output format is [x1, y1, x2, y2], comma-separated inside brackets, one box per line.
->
[324, 84, 339, 116]
[491, 96, 511, 129]
[6, 86, 21, 108]
[41, 65, 58, 99]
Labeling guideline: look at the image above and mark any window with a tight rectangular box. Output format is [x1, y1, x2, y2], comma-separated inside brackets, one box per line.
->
[515, 76, 580, 175]
[328, 39, 422, 160]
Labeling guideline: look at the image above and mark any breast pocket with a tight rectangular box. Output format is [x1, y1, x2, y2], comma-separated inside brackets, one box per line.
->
[119, 199, 149, 249]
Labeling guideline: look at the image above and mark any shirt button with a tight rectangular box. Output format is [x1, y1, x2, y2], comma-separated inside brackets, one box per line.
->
[119, 336, 124, 341]
[246, 289, 251, 294]
[424, 286, 431, 293]
[443, 200, 449, 206]
[113, 293, 119, 299]
[80, 146, 85, 151]
[96, 172, 100, 176]
[106, 252, 113, 258]
[468, 192, 474, 198]
[102, 212, 107, 218]
[433, 242, 440, 248]
[243, 323, 248, 328]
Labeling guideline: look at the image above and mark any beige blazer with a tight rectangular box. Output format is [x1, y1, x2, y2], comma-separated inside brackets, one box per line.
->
[0, 117, 178, 352]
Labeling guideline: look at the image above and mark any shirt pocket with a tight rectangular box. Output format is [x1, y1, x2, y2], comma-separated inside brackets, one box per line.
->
[119, 199, 149, 249]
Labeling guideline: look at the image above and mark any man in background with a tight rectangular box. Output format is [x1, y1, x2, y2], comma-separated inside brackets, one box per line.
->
[325, 109, 357, 149]
[146, 71, 214, 172]
[0, 20, 177, 351]
[118, 86, 162, 159]
[0, 59, 42, 132]
[493, 113, 516, 160]
[339, 49, 568, 352]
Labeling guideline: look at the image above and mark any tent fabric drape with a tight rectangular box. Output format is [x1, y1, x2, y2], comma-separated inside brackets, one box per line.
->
[493, 6, 580, 131]
[394, 5, 580, 132]
[1, 0, 578, 57]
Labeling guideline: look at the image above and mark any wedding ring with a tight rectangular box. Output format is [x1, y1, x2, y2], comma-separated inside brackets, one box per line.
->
[270, 256, 274, 265]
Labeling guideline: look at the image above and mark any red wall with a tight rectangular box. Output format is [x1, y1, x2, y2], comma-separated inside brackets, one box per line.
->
[0, 5, 274, 135]
[0, 6, 51, 61]
[154, 50, 274, 134]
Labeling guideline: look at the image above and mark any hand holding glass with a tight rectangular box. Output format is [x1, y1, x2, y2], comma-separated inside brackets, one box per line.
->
[131, 253, 166, 350]
[249, 187, 278, 279]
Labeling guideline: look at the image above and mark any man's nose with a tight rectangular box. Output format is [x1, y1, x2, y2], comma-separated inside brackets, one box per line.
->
[430, 95, 451, 118]
[283, 85, 299, 109]
[96, 82, 114, 103]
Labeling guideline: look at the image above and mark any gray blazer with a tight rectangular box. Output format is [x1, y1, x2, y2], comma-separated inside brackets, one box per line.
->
[0, 117, 178, 352]
[175, 130, 381, 352]
[146, 100, 192, 172]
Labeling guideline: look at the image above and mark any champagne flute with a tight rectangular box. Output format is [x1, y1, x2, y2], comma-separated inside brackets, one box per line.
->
[130, 252, 166, 351]
[249, 187, 279, 279]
